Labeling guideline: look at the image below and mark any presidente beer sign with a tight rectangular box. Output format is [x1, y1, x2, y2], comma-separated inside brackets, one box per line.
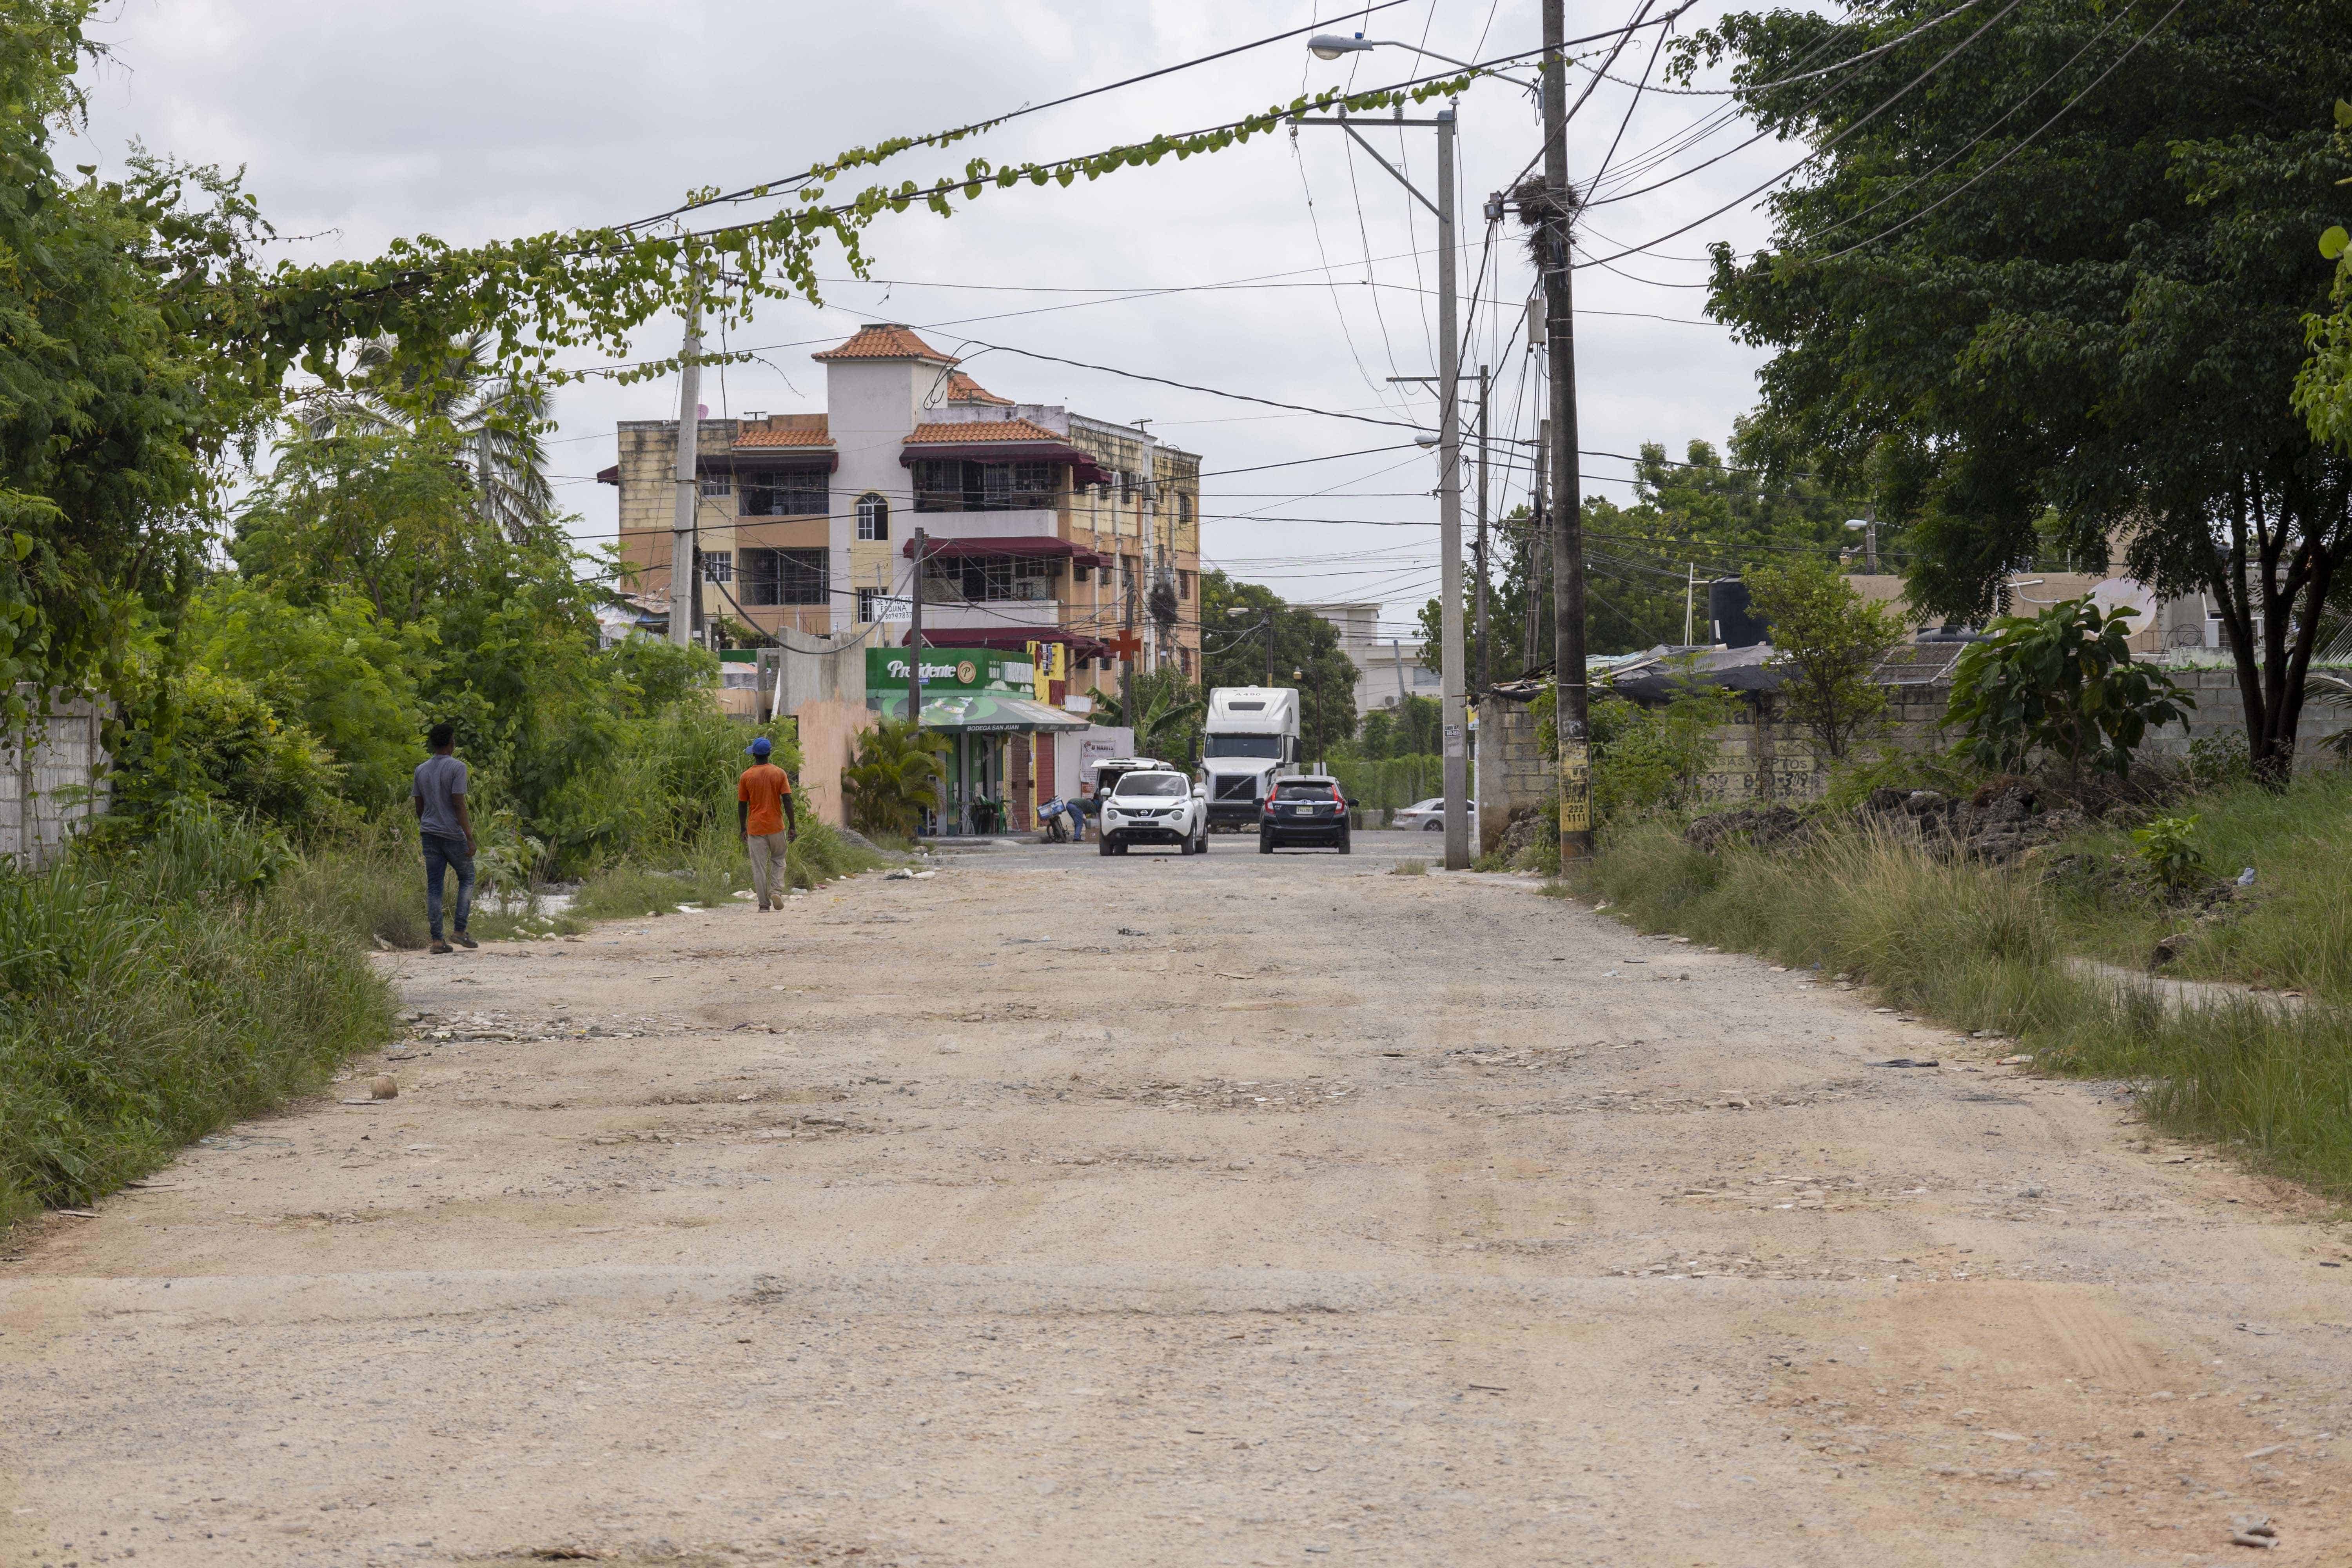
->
[866, 648, 1033, 693]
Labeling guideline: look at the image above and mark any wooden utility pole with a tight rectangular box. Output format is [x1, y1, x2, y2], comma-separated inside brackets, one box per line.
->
[1541, 0, 1593, 862]
[668, 294, 702, 648]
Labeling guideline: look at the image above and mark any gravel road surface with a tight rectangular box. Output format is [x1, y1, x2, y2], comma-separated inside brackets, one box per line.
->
[5, 830, 2349, 1566]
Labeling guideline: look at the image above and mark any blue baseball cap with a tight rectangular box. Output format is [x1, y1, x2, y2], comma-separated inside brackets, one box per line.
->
[747, 736, 772, 758]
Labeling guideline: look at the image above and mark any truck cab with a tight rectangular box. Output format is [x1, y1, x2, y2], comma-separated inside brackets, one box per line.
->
[1200, 686, 1301, 829]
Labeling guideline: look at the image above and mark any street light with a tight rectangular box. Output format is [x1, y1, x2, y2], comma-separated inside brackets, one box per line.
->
[1227, 605, 1275, 688]
[1306, 32, 1537, 88]
[1293, 38, 1472, 868]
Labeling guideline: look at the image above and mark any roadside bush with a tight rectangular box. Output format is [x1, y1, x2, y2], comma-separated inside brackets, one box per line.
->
[842, 720, 946, 838]
[0, 820, 396, 1228]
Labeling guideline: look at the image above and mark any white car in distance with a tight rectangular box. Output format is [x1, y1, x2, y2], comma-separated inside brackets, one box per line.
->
[1392, 797, 1478, 833]
[1098, 769, 1210, 857]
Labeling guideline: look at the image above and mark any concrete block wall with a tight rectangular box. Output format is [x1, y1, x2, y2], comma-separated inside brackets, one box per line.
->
[1688, 674, 2352, 803]
[0, 694, 109, 867]
[1474, 698, 1551, 853]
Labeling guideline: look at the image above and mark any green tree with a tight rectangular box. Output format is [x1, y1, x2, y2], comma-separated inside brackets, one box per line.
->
[1197, 570, 1357, 758]
[1696, 0, 2352, 782]
[296, 334, 554, 545]
[1432, 436, 1870, 669]
[1947, 598, 2192, 780]
[0, 4, 274, 732]
[841, 720, 947, 838]
[1092, 666, 1204, 765]
[179, 583, 430, 809]
[1744, 561, 1904, 760]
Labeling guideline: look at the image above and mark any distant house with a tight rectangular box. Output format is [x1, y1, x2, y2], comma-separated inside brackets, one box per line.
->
[600, 325, 1202, 699]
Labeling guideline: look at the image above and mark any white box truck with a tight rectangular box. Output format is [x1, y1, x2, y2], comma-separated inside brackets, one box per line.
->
[1200, 686, 1301, 829]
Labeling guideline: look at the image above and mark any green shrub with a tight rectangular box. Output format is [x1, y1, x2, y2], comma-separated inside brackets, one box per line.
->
[2130, 814, 2207, 895]
[0, 825, 396, 1227]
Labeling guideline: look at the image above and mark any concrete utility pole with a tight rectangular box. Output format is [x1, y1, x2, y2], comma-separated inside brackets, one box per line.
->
[1292, 97, 1467, 868]
[668, 295, 702, 649]
[1392, 638, 1410, 709]
[1434, 108, 1469, 871]
[909, 527, 926, 737]
[1475, 363, 1491, 695]
[1541, 0, 1594, 863]
[1524, 417, 1548, 675]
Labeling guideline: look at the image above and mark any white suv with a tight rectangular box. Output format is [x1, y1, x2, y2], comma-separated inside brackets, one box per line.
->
[1098, 769, 1210, 857]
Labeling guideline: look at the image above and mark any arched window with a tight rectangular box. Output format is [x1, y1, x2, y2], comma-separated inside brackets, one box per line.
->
[856, 492, 889, 541]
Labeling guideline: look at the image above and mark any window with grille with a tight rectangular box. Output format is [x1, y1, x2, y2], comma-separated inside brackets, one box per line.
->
[701, 471, 733, 497]
[740, 547, 829, 606]
[700, 551, 732, 583]
[918, 552, 1061, 603]
[913, 459, 1059, 512]
[1177, 491, 1193, 525]
[740, 468, 828, 517]
[855, 493, 889, 541]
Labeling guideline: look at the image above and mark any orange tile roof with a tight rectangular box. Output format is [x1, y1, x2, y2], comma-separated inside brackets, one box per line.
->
[811, 324, 958, 364]
[734, 414, 832, 448]
[904, 419, 1067, 446]
[944, 371, 1013, 406]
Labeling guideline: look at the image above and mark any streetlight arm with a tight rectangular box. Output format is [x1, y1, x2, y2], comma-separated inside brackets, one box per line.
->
[1310, 33, 1537, 89]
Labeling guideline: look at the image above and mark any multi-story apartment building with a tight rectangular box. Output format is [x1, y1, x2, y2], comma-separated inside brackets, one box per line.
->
[602, 324, 1201, 696]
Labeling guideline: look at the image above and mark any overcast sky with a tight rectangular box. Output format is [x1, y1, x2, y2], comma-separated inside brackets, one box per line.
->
[71, 0, 1809, 642]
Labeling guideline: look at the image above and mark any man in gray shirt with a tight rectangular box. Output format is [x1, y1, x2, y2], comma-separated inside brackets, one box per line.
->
[412, 721, 478, 955]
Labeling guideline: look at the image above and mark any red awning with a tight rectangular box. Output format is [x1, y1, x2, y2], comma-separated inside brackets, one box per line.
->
[902, 535, 1107, 568]
[902, 628, 1112, 661]
[899, 442, 1115, 490]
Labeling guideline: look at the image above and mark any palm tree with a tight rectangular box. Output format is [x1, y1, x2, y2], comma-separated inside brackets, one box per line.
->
[296, 333, 554, 543]
[841, 720, 948, 838]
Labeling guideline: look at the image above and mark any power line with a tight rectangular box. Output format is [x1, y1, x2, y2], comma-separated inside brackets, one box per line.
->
[1571, 0, 2032, 270]
[621, 2, 1417, 231]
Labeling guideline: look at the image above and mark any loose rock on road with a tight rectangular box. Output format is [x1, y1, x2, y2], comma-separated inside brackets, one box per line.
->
[5, 831, 2348, 1566]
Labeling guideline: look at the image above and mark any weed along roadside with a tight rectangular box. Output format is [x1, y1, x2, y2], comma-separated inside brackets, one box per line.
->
[1555, 769, 2352, 1203]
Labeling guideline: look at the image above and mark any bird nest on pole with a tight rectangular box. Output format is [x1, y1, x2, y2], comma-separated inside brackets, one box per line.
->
[1509, 175, 1580, 265]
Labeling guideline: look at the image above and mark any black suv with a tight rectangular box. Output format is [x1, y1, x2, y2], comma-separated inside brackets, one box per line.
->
[1259, 776, 1353, 854]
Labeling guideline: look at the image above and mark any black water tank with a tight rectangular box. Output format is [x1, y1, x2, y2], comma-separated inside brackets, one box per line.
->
[1709, 578, 1768, 649]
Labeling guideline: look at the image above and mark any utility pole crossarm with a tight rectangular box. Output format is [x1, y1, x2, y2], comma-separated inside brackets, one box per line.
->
[1289, 116, 1443, 217]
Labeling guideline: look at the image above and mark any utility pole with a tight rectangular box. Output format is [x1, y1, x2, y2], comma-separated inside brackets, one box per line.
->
[1391, 638, 1410, 709]
[1121, 558, 1137, 719]
[1263, 610, 1276, 691]
[1541, 0, 1593, 863]
[1684, 562, 1696, 647]
[1474, 363, 1491, 695]
[1292, 98, 1466, 867]
[908, 527, 926, 733]
[1524, 417, 1548, 673]
[668, 293, 702, 649]
[1434, 106, 1468, 871]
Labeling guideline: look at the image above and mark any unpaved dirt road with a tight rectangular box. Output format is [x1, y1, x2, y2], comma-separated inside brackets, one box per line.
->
[7, 831, 2352, 1567]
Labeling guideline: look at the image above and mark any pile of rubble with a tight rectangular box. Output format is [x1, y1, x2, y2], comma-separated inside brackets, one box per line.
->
[1683, 781, 2089, 864]
[1853, 782, 2088, 864]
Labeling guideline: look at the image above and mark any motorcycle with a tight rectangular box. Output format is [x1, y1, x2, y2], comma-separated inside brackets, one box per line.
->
[1036, 799, 1072, 844]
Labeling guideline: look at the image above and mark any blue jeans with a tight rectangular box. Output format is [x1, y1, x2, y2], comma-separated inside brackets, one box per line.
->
[1063, 803, 1085, 840]
[422, 833, 474, 939]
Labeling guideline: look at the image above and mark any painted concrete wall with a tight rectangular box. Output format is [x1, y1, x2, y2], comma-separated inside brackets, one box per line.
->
[791, 698, 879, 829]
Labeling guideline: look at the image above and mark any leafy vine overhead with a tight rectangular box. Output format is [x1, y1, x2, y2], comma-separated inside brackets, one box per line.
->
[2294, 100, 2352, 457]
[258, 73, 1480, 398]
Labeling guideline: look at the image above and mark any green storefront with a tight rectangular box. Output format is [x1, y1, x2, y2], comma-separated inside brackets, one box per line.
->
[866, 648, 1090, 835]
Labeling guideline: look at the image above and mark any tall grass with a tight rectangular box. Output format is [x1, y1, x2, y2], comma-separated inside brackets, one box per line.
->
[2052, 770, 2352, 1002]
[567, 820, 887, 921]
[1573, 820, 2352, 1196]
[0, 814, 396, 1228]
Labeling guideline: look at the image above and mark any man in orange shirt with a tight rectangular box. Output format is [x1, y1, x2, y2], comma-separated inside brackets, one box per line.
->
[737, 735, 798, 912]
